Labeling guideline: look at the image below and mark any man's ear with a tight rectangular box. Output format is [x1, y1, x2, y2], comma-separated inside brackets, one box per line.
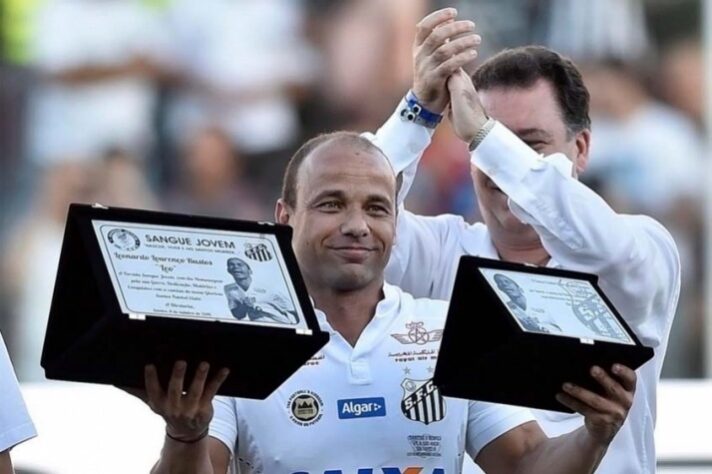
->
[573, 129, 591, 177]
[275, 199, 291, 225]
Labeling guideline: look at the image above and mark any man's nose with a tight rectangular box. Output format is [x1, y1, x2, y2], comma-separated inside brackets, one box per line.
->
[340, 208, 370, 237]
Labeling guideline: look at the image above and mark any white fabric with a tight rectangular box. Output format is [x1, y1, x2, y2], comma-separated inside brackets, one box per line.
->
[0, 333, 37, 452]
[209, 283, 534, 473]
[27, 0, 163, 162]
[373, 110, 681, 474]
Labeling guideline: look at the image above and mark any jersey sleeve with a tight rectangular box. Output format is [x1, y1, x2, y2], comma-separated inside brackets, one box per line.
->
[465, 400, 535, 461]
[209, 395, 239, 457]
[471, 122, 681, 343]
[0, 333, 36, 452]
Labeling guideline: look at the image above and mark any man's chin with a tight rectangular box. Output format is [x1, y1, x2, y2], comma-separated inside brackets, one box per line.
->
[328, 269, 380, 292]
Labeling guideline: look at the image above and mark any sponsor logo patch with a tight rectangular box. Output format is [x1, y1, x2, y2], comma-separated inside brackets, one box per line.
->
[400, 378, 445, 425]
[337, 397, 386, 419]
[287, 390, 323, 426]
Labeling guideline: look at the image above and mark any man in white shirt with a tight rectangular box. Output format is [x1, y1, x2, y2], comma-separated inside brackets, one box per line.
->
[0, 332, 37, 472]
[129, 110, 638, 473]
[372, 9, 680, 474]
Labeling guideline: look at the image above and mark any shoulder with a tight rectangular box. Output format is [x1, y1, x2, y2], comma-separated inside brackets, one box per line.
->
[624, 214, 680, 268]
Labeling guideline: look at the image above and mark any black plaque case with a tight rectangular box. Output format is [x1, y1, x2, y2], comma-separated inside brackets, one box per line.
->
[433, 256, 653, 413]
[41, 204, 329, 399]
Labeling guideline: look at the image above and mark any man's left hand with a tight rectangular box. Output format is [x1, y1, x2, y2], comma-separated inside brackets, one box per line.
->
[412, 8, 481, 113]
[556, 364, 637, 445]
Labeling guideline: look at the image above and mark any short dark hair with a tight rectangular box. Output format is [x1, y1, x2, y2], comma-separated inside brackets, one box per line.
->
[473, 46, 591, 134]
[281, 131, 389, 208]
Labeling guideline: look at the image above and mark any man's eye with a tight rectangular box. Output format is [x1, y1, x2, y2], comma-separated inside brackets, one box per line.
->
[319, 201, 341, 210]
[525, 141, 546, 152]
[367, 205, 389, 214]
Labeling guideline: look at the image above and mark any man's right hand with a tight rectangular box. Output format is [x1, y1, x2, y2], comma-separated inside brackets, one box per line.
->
[136, 361, 230, 441]
[412, 8, 481, 113]
[446, 68, 489, 143]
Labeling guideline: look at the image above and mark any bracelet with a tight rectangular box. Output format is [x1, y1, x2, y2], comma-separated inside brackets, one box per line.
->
[166, 428, 209, 444]
[468, 118, 497, 151]
[399, 90, 443, 129]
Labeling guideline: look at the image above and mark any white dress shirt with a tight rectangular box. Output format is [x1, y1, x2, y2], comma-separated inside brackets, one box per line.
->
[369, 101, 681, 474]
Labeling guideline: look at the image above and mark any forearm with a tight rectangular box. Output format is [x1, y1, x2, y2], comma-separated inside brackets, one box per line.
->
[517, 427, 606, 474]
[151, 436, 214, 474]
[367, 96, 434, 205]
[472, 123, 678, 278]
[0, 450, 13, 474]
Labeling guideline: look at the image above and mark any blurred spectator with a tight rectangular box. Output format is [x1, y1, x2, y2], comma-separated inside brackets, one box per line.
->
[163, 0, 317, 157]
[0, 0, 43, 241]
[163, 127, 270, 221]
[659, 38, 704, 128]
[25, 0, 168, 164]
[543, 0, 650, 61]
[450, 0, 541, 56]
[302, 0, 426, 132]
[582, 59, 703, 215]
[405, 121, 476, 220]
[97, 149, 160, 210]
[1, 161, 100, 381]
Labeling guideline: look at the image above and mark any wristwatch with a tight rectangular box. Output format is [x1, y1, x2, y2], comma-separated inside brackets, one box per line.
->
[468, 118, 497, 151]
[399, 90, 443, 129]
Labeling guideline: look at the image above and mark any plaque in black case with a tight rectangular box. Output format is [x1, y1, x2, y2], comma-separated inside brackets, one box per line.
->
[41, 203, 329, 399]
[433, 256, 653, 412]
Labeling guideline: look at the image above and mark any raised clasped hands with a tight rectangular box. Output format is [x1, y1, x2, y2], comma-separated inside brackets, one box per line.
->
[412, 8, 480, 114]
[411, 8, 489, 143]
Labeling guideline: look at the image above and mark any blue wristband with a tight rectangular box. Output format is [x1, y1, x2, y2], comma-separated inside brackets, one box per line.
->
[400, 90, 443, 129]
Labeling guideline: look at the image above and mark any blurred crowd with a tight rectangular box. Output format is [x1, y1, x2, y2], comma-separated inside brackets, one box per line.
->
[0, 0, 706, 381]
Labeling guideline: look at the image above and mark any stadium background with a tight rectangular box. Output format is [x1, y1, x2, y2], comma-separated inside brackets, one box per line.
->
[0, 0, 709, 472]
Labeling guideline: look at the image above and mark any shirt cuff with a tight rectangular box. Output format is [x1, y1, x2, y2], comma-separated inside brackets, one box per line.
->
[470, 121, 541, 184]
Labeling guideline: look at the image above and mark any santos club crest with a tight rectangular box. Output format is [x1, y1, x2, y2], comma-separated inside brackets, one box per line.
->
[401, 378, 446, 425]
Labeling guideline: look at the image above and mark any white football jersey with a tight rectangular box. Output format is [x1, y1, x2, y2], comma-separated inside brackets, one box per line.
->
[209, 283, 534, 474]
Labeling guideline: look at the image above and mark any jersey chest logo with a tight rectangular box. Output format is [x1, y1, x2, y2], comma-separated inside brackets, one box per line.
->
[391, 321, 443, 345]
[400, 378, 445, 425]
